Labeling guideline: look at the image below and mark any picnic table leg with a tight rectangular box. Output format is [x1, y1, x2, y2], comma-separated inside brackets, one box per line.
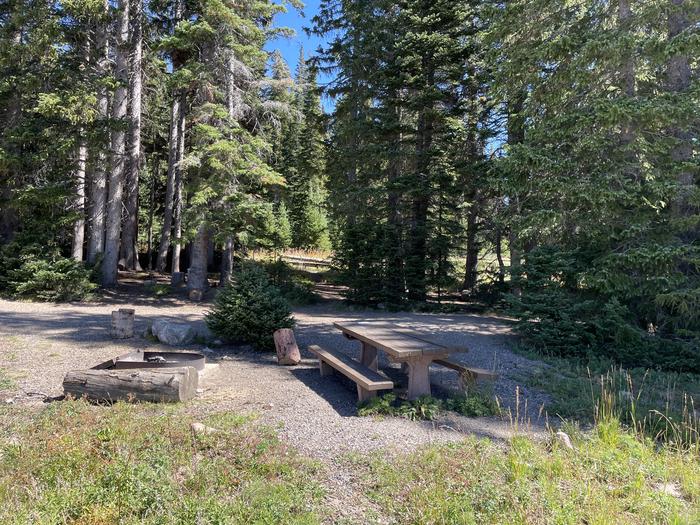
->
[360, 342, 378, 372]
[405, 357, 432, 400]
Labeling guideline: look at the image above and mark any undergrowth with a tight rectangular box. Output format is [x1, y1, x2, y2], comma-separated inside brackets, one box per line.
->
[358, 392, 500, 421]
[516, 352, 700, 450]
[0, 401, 323, 524]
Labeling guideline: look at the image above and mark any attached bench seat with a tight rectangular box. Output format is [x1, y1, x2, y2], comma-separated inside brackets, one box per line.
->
[433, 357, 499, 391]
[308, 345, 394, 402]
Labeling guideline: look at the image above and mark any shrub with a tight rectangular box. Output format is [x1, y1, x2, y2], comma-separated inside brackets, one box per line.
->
[264, 259, 318, 305]
[0, 243, 97, 302]
[508, 246, 700, 373]
[206, 262, 295, 350]
[358, 392, 500, 420]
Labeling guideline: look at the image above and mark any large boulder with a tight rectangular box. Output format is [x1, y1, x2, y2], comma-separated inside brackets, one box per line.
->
[151, 319, 195, 346]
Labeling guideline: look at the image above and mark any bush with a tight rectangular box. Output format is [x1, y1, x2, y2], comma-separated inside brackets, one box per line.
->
[206, 262, 295, 350]
[264, 259, 318, 305]
[358, 392, 500, 420]
[0, 243, 97, 301]
[508, 246, 700, 373]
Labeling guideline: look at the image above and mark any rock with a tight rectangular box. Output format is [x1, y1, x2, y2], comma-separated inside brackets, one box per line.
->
[191, 422, 218, 435]
[151, 319, 195, 346]
[555, 431, 574, 450]
[273, 328, 301, 365]
[188, 289, 203, 302]
[4, 398, 14, 405]
[111, 308, 135, 339]
[654, 482, 682, 499]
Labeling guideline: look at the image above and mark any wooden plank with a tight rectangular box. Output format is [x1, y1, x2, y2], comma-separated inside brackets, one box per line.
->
[333, 322, 462, 358]
[434, 358, 499, 381]
[308, 345, 394, 391]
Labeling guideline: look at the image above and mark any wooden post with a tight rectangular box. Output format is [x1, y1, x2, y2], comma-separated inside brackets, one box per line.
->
[273, 328, 301, 365]
[63, 366, 198, 403]
[360, 342, 378, 372]
[110, 308, 135, 339]
[405, 357, 432, 400]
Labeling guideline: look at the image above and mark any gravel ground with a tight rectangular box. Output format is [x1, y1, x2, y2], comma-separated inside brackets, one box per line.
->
[0, 289, 549, 453]
[0, 288, 553, 523]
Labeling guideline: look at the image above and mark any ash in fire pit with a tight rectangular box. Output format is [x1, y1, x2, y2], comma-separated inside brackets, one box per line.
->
[94, 350, 206, 372]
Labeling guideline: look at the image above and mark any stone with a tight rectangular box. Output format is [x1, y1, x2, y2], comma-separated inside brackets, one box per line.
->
[555, 431, 574, 450]
[273, 328, 301, 366]
[110, 308, 135, 339]
[188, 289, 204, 302]
[4, 398, 14, 405]
[191, 422, 218, 435]
[151, 319, 195, 346]
[654, 482, 682, 499]
[171, 271, 185, 286]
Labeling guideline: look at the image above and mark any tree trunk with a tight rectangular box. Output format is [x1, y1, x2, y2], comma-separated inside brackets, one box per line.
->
[463, 204, 479, 292]
[187, 223, 209, 293]
[220, 236, 234, 285]
[86, 2, 110, 264]
[155, 94, 181, 272]
[667, 0, 693, 215]
[71, 135, 88, 261]
[507, 94, 526, 295]
[102, 0, 130, 287]
[147, 157, 159, 270]
[495, 228, 505, 285]
[171, 101, 186, 274]
[120, 0, 144, 271]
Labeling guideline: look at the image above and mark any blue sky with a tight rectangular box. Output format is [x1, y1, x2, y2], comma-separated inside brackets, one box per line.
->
[265, 0, 335, 111]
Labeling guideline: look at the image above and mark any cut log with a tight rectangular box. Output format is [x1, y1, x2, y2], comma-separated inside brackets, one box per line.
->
[111, 308, 135, 339]
[273, 328, 301, 365]
[63, 366, 198, 403]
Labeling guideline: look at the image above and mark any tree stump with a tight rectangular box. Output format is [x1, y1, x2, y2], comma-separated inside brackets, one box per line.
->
[111, 308, 135, 339]
[63, 367, 198, 403]
[273, 328, 301, 365]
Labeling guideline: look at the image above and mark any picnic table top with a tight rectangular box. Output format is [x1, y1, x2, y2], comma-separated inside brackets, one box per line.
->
[332, 321, 467, 360]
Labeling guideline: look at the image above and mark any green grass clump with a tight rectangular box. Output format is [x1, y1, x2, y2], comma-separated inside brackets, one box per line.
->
[354, 425, 699, 524]
[0, 368, 14, 390]
[517, 354, 700, 449]
[358, 392, 500, 421]
[0, 401, 324, 524]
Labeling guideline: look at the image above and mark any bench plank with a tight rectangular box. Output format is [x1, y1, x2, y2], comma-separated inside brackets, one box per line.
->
[434, 358, 499, 381]
[309, 345, 394, 392]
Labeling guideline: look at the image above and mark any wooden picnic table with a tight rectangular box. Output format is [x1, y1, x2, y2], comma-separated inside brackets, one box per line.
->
[333, 321, 467, 399]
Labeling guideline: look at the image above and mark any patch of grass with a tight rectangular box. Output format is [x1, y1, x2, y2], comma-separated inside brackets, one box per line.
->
[515, 352, 700, 447]
[358, 392, 500, 421]
[0, 401, 324, 524]
[0, 368, 14, 390]
[353, 425, 700, 524]
[147, 282, 172, 297]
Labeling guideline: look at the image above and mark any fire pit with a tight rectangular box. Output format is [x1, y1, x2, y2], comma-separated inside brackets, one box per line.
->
[63, 349, 206, 404]
[93, 350, 206, 372]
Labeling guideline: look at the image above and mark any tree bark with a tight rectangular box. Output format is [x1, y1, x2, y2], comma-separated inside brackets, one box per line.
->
[220, 236, 234, 285]
[86, 2, 110, 264]
[155, 93, 181, 272]
[147, 157, 159, 270]
[171, 101, 186, 273]
[187, 223, 209, 293]
[71, 135, 88, 261]
[102, 0, 130, 287]
[120, 0, 144, 271]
